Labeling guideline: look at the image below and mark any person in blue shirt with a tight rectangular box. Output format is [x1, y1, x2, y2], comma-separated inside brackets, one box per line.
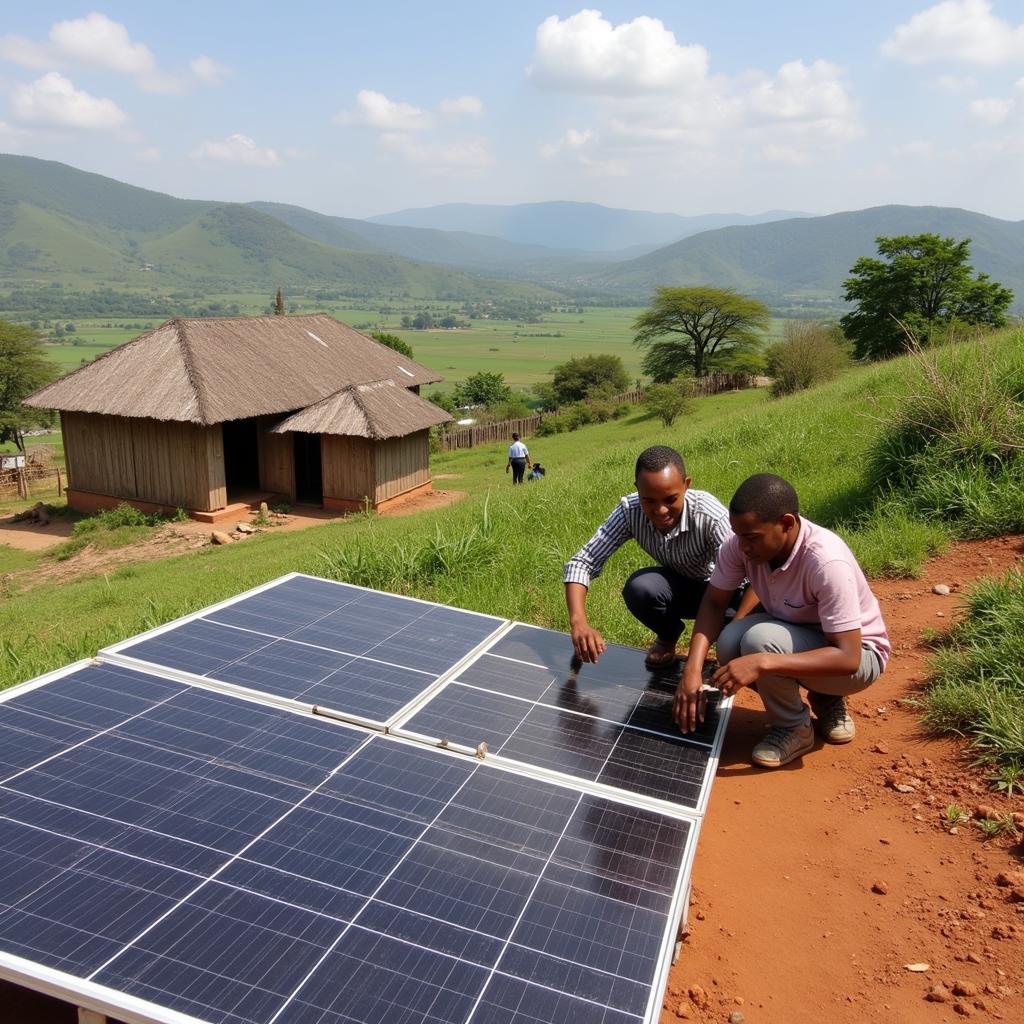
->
[506, 432, 532, 484]
[528, 461, 546, 481]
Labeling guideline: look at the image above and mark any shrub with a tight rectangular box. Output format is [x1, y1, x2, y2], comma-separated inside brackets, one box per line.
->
[768, 321, 849, 398]
[644, 376, 694, 426]
[535, 414, 566, 436]
[562, 403, 594, 431]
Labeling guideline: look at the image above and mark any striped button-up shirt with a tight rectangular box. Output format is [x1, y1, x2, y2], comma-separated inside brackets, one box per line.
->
[564, 489, 732, 588]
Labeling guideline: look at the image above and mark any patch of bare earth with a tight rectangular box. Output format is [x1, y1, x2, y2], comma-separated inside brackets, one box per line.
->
[662, 535, 1024, 1024]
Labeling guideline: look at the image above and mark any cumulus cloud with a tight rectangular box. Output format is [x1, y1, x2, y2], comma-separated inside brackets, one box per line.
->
[10, 72, 127, 130]
[528, 9, 708, 94]
[882, 0, 1024, 65]
[190, 133, 281, 167]
[0, 13, 229, 93]
[336, 90, 433, 132]
[439, 95, 483, 117]
[971, 96, 1014, 124]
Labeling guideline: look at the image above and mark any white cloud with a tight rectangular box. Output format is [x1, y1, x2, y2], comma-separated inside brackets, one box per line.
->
[528, 9, 708, 94]
[743, 59, 860, 140]
[971, 96, 1014, 124]
[0, 14, 228, 94]
[893, 139, 936, 158]
[882, 0, 1024, 65]
[439, 95, 483, 117]
[336, 90, 433, 132]
[135, 146, 161, 162]
[379, 133, 493, 174]
[10, 72, 127, 131]
[190, 133, 281, 167]
[933, 73, 978, 92]
[190, 55, 231, 86]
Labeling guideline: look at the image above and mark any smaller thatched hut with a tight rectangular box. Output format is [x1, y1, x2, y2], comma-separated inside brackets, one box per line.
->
[24, 315, 451, 520]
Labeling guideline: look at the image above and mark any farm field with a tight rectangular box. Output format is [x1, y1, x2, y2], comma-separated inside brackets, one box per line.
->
[26, 303, 790, 391]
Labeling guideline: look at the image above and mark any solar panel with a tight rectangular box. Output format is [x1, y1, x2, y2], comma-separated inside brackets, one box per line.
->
[0, 661, 698, 1024]
[102, 574, 508, 728]
[395, 622, 728, 813]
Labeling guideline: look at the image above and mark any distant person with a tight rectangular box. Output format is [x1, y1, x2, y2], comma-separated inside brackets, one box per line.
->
[528, 461, 546, 481]
[674, 473, 890, 769]
[506, 432, 531, 485]
[565, 445, 751, 670]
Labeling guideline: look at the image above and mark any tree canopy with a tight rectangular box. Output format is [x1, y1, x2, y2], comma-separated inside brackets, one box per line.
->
[644, 376, 693, 427]
[632, 286, 770, 379]
[840, 234, 1013, 359]
[453, 371, 512, 408]
[371, 331, 414, 359]
[0, 321, 57, 451]
[546, 354, 630, 405]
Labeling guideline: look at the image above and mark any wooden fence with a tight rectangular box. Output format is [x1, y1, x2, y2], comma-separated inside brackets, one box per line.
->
[438, 377, 755, 451]
[0, 466, 64, 500]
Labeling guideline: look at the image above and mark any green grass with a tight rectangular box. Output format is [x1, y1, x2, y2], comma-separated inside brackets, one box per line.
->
[925, 569, 1024, 795]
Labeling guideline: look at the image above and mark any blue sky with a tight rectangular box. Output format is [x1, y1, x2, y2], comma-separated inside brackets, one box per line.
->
[1, 3, 1023, 219]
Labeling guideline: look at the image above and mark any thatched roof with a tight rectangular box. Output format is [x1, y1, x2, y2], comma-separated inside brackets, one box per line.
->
[24, 315, 441, 425]
[271, 379, 452, 440]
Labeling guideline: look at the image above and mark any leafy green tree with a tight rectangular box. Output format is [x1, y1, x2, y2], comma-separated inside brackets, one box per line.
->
[371, 331, 414, 358]
[841, 234, 1013, 359]
[425, 390, 458, 416]
[547, 354, 630, 404]
[633, 286, 771, 379]
[453, 371, 512, 408]
[0, 321, 57, 451]
[644, 377, 694, 427]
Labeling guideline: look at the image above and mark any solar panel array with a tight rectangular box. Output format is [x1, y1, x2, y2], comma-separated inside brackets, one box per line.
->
[0, 573, 731, 1024]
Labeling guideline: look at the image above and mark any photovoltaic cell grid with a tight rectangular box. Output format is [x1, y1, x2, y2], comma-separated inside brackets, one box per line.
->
[0, 662, 696, 1024]
[398, 623, 724, 812]
[102, 575, 506, 726]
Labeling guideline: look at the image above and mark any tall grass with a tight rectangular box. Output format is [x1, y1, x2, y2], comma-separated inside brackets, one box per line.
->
[925, 569, 1024, 794]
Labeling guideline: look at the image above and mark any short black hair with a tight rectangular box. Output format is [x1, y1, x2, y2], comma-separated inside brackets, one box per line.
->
[511, 432, 520, 440]
[635, 445, 685, 479]
[730, 473, 799, 521]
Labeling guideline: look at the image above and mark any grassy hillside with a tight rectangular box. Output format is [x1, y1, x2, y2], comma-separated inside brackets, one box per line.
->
[9, 323, 1009, 689]
[595, 205, 1024, 310]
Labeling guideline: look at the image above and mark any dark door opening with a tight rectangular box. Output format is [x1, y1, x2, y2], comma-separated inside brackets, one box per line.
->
[293, 433, 323, 505]
[222, 418, 260, 497]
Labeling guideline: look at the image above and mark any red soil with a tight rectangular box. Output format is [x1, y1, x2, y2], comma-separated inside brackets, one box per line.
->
[661, 535, 1024, 1024]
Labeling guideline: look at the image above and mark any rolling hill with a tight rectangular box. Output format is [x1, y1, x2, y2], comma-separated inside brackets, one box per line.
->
[592, 206, 1024, 309]
[369, 201, 808, 251]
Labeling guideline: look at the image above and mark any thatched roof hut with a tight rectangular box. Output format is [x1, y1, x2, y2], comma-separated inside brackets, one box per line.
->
[25, 315, 452, 520]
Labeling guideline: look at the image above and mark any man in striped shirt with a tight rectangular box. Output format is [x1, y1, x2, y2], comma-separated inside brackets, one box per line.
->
[565, 445, 746, 669]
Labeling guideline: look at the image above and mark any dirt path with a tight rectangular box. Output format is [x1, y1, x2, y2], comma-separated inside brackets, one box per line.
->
[661, 535, 1024, 1024]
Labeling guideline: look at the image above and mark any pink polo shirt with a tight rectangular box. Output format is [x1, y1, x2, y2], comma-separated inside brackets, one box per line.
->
[710, 516, 891, 667]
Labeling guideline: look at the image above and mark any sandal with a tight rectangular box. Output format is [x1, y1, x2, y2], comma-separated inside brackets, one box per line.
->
[644, 640, 678, 669]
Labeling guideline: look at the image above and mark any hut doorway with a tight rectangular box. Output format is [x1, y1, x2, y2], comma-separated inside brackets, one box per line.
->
[294, 433, 323, 505]
[223, 418, 261, 498]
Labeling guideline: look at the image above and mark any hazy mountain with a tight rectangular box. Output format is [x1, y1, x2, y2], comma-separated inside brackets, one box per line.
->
[369, 201, 809, 252]
[0, 154, 558, 300]
[591, 206, 1024, 309]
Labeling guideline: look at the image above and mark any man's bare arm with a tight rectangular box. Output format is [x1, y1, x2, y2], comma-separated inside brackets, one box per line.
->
[565, 582, 606, 663]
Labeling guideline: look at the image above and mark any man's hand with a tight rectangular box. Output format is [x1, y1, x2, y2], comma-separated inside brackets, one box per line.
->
[711, 654, 766, 697]
[673, 675, 706, 733]
[570, 621, 606, 664]
[505, 464, 509, 473]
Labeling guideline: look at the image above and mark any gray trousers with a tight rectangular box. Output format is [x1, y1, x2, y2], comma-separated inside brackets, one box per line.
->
[717, 613, 883, 728]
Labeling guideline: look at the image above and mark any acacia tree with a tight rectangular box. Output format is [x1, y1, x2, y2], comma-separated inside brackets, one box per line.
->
[840, 234, 1013, 359]
[633, 286, 770, 379]
[0, 321, 57, 451]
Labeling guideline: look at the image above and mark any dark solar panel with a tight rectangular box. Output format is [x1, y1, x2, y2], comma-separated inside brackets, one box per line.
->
[105, 575, 506, 725]
[0, 665, 694, 1024]
[400, 622, 725, 810]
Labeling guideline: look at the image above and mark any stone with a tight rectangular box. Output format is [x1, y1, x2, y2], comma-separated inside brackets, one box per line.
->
[259, 501, 269, 516]
[688, 985, 709, 1007]
[1009, 888, 1024, 903]
[953, 1004, 973, 1016]
[995, 871, 1024, 888]
[872, 743, 890, 754]
[675, 1003, 692, 1019]
[933, 584, 951, 596]
[729, 1014, 745, 1024]
[872, 881, 889, 895]
[975, 805, 999, 821]
[953, 982, 979, 997]
[211, 530, 233, 545]
[926, 985, 952, 1002]
[1011, 812, 1024, 828]
[966, 952, 983, 964]
[236, 522, 255, 533]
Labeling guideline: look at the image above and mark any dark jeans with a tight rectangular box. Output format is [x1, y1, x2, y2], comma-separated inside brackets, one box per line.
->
[622, 566, 743, 646]
[510, 457, 527, 484]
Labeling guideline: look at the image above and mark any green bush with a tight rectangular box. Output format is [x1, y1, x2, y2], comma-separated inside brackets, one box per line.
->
[644, 377, 694, 426]
[73, 503, 164, 535]
[535, 414, 566, 436]
[767, 321, 849, 398]
[562, 403, 594, 431]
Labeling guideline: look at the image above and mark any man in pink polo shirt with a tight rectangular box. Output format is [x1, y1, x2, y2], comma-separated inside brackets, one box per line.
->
[674, 473, 890, 768]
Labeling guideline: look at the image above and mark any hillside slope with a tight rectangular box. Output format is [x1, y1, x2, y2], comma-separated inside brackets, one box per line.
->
[595, 205, 1024, 308]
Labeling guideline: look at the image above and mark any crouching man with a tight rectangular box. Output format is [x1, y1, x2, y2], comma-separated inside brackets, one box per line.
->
[675, 473, 890, 768]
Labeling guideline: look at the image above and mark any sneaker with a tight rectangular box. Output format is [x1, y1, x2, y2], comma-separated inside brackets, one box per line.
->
[808, 693, 856, 744]
[751, 722, 815, 768]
